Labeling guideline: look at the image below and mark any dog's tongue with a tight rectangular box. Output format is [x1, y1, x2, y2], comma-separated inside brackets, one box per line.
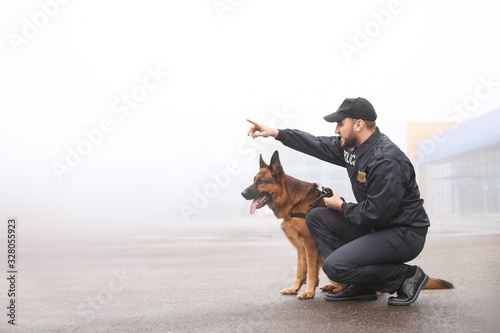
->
[250, 199, 258, 214]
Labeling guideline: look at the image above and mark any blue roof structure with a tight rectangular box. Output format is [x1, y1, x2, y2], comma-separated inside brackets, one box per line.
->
[413, 108, 500, 165]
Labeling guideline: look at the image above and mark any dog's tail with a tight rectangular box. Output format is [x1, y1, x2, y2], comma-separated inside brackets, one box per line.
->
[423, 278, 454, 290]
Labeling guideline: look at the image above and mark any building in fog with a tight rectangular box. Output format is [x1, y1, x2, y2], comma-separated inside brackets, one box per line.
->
[409, 109, 500, 216]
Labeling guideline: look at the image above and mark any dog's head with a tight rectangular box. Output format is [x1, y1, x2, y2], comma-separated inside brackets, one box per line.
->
[241, 150, 284, 214]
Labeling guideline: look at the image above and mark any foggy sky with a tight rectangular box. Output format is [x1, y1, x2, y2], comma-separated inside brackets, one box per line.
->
[1, 1, 500, 233]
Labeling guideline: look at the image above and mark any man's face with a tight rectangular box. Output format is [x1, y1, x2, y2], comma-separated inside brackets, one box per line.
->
[335, 118, 358, 148]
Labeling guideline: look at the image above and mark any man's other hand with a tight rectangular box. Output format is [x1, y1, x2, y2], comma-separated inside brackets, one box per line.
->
[324, 190, 343, 211]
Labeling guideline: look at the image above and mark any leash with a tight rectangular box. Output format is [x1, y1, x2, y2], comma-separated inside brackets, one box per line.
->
[308, 186, 333, 208]
[291, 187, 334, 219]
[291, 187, 344, 219]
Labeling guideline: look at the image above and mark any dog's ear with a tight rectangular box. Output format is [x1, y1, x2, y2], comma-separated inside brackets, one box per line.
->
[259, 154, 268, 169]
[269, 150, 284, 178]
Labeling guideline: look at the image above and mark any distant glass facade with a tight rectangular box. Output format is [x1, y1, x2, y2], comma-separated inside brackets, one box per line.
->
[425, 144, 500, 216]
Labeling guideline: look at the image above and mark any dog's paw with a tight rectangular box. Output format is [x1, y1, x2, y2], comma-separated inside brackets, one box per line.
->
[297, 291, 315, 300]
[280, 287, 298, 295]
[319, 284, 336, 292]
[320, 282, 347, 293]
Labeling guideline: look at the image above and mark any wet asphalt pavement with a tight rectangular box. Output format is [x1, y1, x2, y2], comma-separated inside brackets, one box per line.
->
[1, 216, 500, 332]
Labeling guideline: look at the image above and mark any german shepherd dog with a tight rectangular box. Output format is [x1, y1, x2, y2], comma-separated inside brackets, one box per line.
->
[241, 150, 453, 300]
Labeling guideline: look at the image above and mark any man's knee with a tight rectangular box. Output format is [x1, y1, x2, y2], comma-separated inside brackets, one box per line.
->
[306, 207, 327, 230]
[323, 255, 350, 282]
[305, 207, 319, 229]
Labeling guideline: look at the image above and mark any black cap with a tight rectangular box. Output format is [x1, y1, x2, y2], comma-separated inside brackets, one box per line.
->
[324, 97, 377, 123]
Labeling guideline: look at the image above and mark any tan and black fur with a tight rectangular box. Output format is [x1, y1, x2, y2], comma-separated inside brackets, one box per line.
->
[241, 150, 453, 300]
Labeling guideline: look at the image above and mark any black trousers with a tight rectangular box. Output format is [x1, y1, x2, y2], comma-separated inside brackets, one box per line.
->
[306, 207, 427, 293]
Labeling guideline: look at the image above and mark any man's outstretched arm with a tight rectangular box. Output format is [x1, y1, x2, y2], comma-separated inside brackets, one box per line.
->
[246, 119, 345, 167]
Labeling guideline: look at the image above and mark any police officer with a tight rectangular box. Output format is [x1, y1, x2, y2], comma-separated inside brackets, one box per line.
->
[247, 97, 430, 306]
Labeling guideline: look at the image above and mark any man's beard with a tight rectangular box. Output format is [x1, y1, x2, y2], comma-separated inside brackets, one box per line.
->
[341, 132, 358, 148]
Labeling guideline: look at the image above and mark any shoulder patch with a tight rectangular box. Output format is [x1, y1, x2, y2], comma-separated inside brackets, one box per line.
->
[357, 171, 367, 183]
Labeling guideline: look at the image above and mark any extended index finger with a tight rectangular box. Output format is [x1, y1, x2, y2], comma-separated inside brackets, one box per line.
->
[246, 119, 260, 127]
[246, 119, 261, 137]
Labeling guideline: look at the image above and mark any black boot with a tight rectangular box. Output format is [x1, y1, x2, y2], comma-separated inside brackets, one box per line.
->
[324, 285, 377, 301]
[388, 266, 429, 306]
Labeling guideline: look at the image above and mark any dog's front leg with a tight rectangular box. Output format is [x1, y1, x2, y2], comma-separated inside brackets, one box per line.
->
[297, 243, 319, 300]
[281, 246, 307, 295]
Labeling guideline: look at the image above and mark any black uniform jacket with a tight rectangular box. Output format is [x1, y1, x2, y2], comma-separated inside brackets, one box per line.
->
[276, 127, 430, 229]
